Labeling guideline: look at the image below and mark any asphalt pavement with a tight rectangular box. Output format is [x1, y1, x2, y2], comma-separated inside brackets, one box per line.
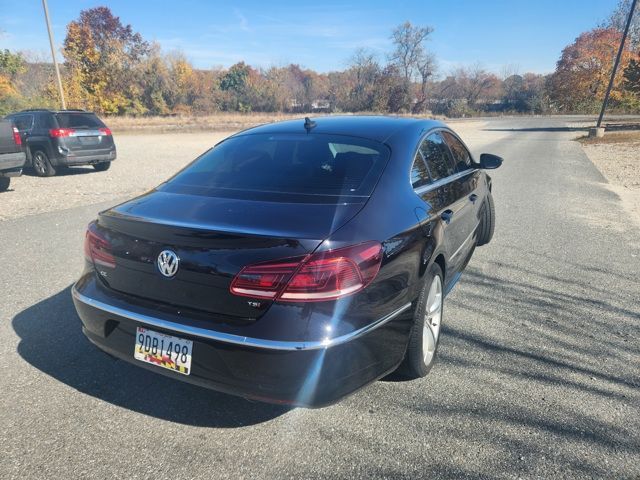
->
[1, 117, 638, 479]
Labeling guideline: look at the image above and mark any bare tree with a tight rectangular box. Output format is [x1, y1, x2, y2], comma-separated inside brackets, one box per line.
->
[346, 48, 381, 111]
[446, 64, 500, 107]
[389, 21, 436, 112]
[603, 0, 640, 49]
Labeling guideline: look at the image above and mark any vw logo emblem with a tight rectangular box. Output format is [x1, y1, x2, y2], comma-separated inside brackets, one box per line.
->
[157, 250, 179, 278]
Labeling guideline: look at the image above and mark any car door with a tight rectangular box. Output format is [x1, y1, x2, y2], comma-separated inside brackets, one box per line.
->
[441, 130, 482, 265]
[413, 131, 467, 276]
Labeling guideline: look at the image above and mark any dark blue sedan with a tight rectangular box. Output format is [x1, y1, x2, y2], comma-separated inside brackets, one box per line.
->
[72, 116, 501, 407]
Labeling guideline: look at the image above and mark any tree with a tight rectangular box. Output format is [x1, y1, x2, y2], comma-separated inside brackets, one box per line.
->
[389, 21, 436, 112]
[450, 65, 500, 107]
[62, 6, 150, 113]
[0, 49, 25, 79]
[624, 58, 640, 92]
[502, 73, 548, 113]
[603, 0, 640, 50]
[548, 28, 635, 112]
[344, 49, 381, 111]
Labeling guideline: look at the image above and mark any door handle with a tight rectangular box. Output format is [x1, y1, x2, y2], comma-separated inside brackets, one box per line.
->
[469, 194, 478, 203]
[441, 210, 453, 224]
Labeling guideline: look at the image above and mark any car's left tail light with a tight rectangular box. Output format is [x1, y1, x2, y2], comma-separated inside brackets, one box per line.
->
[12, 127, 21, 146]
[84, 222, 115, 268]
[230, 241, 383, 302]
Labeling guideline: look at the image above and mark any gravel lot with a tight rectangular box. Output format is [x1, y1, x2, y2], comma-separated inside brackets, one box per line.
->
[0, 132, 229, 221]
[581, 135, 640, 226]
[1, 117, 638, 479]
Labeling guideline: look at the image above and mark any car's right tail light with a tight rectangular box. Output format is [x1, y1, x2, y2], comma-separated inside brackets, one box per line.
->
[230, 241, 383, 302]
[84, 222, 115, 268]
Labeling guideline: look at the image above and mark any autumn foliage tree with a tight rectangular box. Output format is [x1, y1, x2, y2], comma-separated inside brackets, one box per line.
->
[62, 7, 150, 113]
[0, 49, 26, 114]
[548, 28, 636, 112]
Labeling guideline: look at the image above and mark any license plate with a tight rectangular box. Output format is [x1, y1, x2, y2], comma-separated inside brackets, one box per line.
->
[134, 327, 192, 375]
[79, 136, 99, 145]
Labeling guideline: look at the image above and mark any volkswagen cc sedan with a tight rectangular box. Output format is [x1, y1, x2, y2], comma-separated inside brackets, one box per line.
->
[72, 116, 501, 407]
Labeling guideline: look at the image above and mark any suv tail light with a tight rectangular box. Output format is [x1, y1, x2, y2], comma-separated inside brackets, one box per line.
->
[230, 241, 383, 302]
[12, 127, 21, 146]
[98, 127, 112, 136]
[84, 222, 115, 268]
[49, 128, 76, 138]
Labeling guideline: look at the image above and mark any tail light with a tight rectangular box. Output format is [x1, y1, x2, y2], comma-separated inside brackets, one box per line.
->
[98, 127, 112, 136]
[84, 222, 115, 268]
[230, 241, 383, 302]
[49, 128, 76, 138]
[12, 127, 21, 146]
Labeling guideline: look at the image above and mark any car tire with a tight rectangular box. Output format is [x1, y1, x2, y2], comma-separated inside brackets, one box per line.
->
[0, 177, 9, 192]
[476, 192, 495, 246]
[31, 150, 56, 177]
[93, 162, 111, 172]
[399, 262, 444, 379]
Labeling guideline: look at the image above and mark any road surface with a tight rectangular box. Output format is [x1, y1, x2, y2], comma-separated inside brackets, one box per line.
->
[1, 117, 638, 479]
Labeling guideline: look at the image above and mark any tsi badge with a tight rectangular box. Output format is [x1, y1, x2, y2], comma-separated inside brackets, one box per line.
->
[157, 250, 180, 278]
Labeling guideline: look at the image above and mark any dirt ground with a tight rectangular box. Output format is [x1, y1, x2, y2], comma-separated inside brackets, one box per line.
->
[579, 131, 640, 226]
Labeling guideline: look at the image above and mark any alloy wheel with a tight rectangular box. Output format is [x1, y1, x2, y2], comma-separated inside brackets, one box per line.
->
[33, 153, 46, 175]
[422, 274, 443, 366]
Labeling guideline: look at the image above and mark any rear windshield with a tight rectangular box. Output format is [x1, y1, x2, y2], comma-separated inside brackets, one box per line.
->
[55, 113, 105, 129]
[164, 133, 390, 197]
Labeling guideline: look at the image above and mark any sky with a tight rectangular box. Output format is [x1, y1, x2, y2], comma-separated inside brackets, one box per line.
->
[0, 0, 620, 76]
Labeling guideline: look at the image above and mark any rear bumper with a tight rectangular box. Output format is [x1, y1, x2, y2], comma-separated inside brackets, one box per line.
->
[72, 277, 413, 407]
[0, 152, 26, 176]
[57, 150, 116, 166]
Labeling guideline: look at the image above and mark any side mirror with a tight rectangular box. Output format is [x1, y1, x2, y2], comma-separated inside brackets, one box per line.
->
[479, 153, 503, 169]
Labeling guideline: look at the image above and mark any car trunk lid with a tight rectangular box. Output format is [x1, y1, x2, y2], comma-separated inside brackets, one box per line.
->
[93, 190, 367, 320]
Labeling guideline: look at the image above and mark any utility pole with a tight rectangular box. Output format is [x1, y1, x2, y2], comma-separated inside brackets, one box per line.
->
[592, 0, 637, 136]
[42, 0, 66, 109]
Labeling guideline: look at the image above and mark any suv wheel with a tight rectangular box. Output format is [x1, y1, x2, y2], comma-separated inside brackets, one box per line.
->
[0, 177, 9, 192]
[399, 262, 444, 378]
[476, 192, 495, 246]
[32, 150, 56, 177]
[93, 162, 111, 172]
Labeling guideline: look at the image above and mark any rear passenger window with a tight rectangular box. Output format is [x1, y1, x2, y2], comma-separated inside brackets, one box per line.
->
[410, 152, 430, 188]
[39, 114, 55, 129]
[14, 115, 34, 131]
[442, 131, 472, 173]
[419, 132, 455, 181]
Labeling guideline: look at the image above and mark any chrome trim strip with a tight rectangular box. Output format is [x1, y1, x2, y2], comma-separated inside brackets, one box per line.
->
[414, 168, 479, 196]
[450, 227, 478, 260]
[72, 287, 412, 351]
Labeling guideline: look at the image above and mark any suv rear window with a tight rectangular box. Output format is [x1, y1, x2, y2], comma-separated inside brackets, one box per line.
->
[55, 113, 105, 129]
[164, 133, 390, 197]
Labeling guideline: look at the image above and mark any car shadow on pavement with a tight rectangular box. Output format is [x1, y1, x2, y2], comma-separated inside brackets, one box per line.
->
[12, 285, 290, 427]
[23, 166, 97, 177]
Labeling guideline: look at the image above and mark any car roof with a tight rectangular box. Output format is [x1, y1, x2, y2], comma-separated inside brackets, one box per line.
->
[231, 115, 446, 143]
[14, 109, 93, 114]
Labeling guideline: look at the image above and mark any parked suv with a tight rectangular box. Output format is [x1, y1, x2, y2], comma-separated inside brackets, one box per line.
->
[4, 109, 116, 177]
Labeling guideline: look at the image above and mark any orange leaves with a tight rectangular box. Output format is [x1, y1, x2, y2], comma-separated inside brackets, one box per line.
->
[549, 28, 636, 111]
